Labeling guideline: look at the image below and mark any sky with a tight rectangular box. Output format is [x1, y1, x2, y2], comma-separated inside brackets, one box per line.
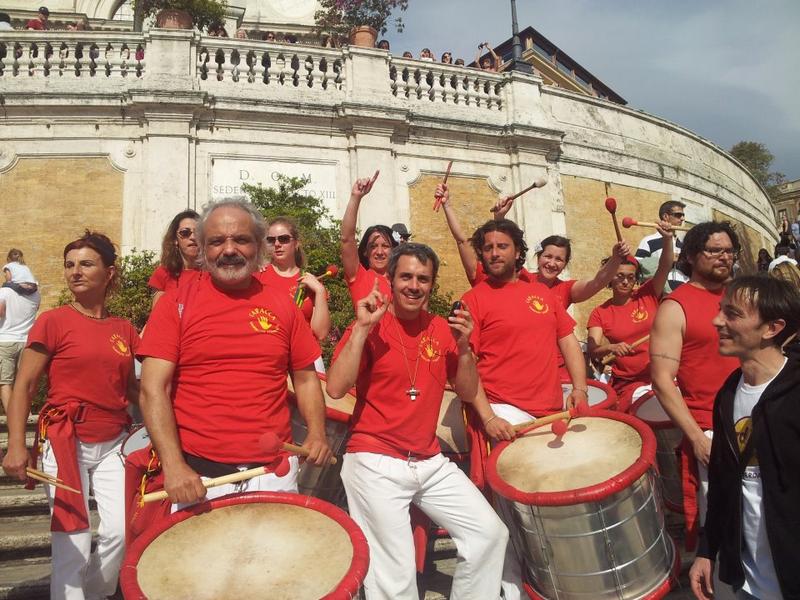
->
[381, 0, 800, 180]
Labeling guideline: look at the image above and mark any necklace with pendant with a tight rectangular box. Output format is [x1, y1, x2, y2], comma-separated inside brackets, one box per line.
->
[390, 311, 424, 401]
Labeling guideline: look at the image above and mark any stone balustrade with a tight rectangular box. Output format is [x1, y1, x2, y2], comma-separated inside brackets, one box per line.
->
[0, 31, 145, 79]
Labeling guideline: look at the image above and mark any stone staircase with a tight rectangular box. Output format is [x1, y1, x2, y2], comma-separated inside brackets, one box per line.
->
[0, 416, 100, 600]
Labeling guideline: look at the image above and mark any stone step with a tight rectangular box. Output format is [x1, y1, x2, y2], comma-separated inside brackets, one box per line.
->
[0, 511, 99, 562]
[0, 487, 49, 518]
[0, 557, 50, 600]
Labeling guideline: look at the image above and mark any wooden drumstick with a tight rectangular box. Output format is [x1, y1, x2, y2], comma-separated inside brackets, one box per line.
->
[622, 217, 691, 232]
[600, 334, 651, 366]
[604, 197, 623, 242]
[489, 177, 548, 213]
[259, 432, 337, 465]
[25, 468, 81, 494]
[433, 160, 454, 212]
[141, 465, 274, 504]
[512, 402, 590, 435]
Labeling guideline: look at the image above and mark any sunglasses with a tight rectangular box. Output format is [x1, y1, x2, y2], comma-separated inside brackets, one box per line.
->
[669, 212, 685, 218]
[177, 228, 195, 239]
[266, 234, 293, 244]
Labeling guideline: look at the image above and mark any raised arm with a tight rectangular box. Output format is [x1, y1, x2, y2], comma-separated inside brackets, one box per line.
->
[341, 171, 379, 283]
[487, 44, 501, 71]
[437, 183, 478, 282]
[299, 273, 331, 341]
[649, 221, 675, 298]
[571, 240, 631, 304]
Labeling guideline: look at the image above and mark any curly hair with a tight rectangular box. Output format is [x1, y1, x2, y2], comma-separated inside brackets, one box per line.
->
[677, 221, 740, 277]
[63, 230, 119, 295]
[159, 210, 200, 278]
[470, 219, 527, 272]
[357, 225, 397, 269]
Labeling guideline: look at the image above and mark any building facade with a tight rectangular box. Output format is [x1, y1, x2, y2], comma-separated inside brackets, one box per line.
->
[0, 3, 777, 335]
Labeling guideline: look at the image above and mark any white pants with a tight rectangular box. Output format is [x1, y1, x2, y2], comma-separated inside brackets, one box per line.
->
[42, 434, 126, 600]
[172, 455, 300, 512]
[488, 404, 535, 600]
[697, 430, 713, 527]
[342, 452, 508, 600]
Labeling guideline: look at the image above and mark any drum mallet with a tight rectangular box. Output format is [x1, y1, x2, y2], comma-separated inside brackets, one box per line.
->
[140, 462, 290, 504]
[604, 197, 623, 242]
[621, 217, 691, 232]
[489, 177, 548, 213]
[601, 334, 650, 366]
[512, 402, 591, 436]
[294, 264, 339, 306]
[433, 160, 453, 212]
[259, 432, 337, 466]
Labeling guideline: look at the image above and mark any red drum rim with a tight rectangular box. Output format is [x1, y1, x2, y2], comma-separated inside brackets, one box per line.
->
[523, 535, 680, 599]
[629, 391, 675, 430]
[119, 491, 370, 600]
[121, 425, 148, 458]
[487, 409, 657, 506]
[586, 380, 618, 410]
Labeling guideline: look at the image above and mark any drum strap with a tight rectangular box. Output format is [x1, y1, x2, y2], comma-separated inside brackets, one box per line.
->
[183, 452, 265, 478]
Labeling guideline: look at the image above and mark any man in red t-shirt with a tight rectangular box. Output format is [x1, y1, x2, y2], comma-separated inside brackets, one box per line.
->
[25, 6, 49, 30]
[328, 243, 513, 600]
[650, 221, 740, 546]
[139, 200, 332, 506]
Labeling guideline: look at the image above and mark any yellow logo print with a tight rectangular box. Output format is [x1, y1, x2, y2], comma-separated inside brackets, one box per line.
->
[418, 335, 441, 362]
[249, 308, 279, 334]
[527, 295, 549, 314]
[734, 417, 758, 467]
[631, 307, 649, 323]
[110, 334, 130, 357]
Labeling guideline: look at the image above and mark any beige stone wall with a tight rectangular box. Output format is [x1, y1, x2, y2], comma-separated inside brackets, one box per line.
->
[0, 157, 123, 309]
[561, 176, 672, 338]
[712, 208, 769, 275]
[408, 175, 496, 300]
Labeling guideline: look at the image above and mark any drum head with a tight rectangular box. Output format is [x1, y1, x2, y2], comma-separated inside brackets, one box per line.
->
[488, 411, 656, 506]
[121, 426, 151, 458]
[436, 389, 470, 454]
[121, 493, 369, 600]
[632, 392, 671, 426]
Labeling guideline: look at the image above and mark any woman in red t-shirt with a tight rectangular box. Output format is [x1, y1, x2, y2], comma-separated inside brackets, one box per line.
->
[587, 222, 675, 410]
[148, 209, 200, 308]
[341, 173, 398, 308]
[259, 217, 331, 341]
[2, 231, 140, 600]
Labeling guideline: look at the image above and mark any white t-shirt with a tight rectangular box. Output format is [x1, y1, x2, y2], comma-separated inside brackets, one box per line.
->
[3, 262, 37, 285]
[732, 361, 786, 600]
[0, 287, 40, 342]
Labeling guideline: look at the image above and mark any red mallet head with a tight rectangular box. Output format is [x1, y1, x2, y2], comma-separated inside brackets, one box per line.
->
[604, 197, 618, 214]
[550, 419, 569, 437]
[325, 264, 339, 277]
[272, 456, 290, 477]
[622, 217, 637, 229]
[259, 431, 282, 456]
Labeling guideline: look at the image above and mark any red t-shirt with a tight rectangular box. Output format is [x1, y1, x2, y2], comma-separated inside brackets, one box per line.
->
[27, 306, 140, 441]
[469, 262, 533, 287]
[138, 274, 320, 463]
[25, 19, 47, 30]
[547, 277, 576, 309]
[147, 265, 201, 294]
[667, 283, 738, 429]
[256, 265, 314, 324]
[587, 280, 659, 382]
[347, 264, 391, 308]
[333, 311, 458, 458]
[463, 279, 575, 414]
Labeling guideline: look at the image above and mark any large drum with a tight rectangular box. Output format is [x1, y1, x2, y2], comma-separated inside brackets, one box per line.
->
[120, 426, 151, 460]
[119, 492, 369, 600]
[630, 392, 684, 514]
[289, 373, 355, 507]
[436, 387, 470, 456]
[561, 380, 617, 411]
[487, 411, 677, 600]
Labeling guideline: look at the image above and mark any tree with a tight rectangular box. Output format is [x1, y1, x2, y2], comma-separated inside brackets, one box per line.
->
[729, 141, 786, 198]
[244, 175, 452, 364]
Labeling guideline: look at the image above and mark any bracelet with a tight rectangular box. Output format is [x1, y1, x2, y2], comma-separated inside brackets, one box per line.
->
[483, 415, 498, 427]
[573, 388, 588, 395]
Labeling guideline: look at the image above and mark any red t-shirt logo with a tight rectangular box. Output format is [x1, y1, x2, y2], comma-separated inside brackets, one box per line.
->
[110, 334, 131, 357]
[418, 335, 442, 362]
[527, 295, 549, 315]
[631, 307, 648, 323]
[248, 308, 280, 334]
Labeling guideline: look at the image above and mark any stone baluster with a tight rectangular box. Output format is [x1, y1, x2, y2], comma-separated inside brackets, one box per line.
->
[430, 68, 444, 102]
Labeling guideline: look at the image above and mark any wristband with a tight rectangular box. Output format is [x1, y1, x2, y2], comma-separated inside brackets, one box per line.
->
[483, 415, 498, 427]
[573, 388, 588, 395]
